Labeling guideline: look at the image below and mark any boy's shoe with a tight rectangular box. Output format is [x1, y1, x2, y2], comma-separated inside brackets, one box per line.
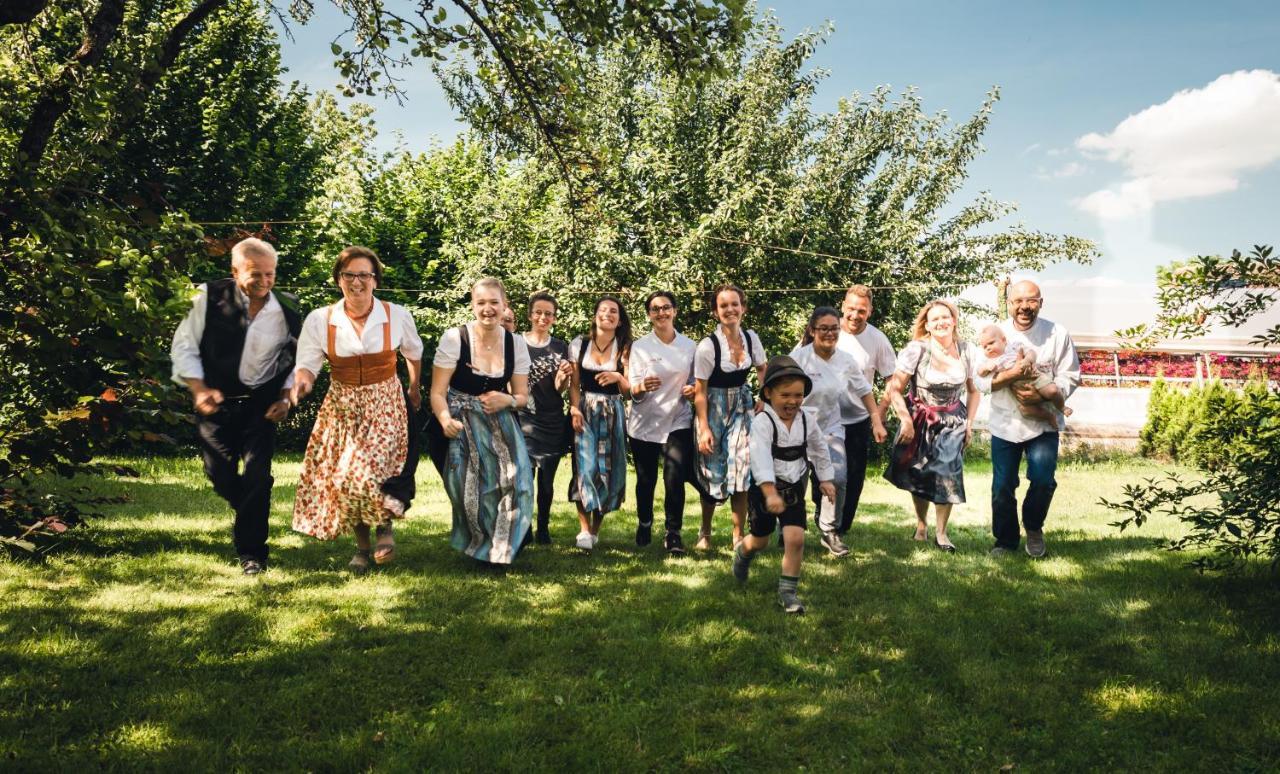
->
[1025, 529, 1047, 558]
[635, 522, 652, 547]
[664, 531, 686, 556]
[575, 531, 594, 551]
[778, 589, 806, 614]
[989, 546, 1014, 558]
[820, 530, 850, 557]
[732, 547, 754, 583]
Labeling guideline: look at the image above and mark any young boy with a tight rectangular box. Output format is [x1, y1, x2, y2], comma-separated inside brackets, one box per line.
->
[732, 355, 836, 614]
[977, 324, 1072, 423]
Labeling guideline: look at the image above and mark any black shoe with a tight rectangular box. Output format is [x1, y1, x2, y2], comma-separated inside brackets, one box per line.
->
[636, 522, 652, 547]
[240, 556, 266, 576]
[664, 531, 685, 556]
[535, 527, 551, 545]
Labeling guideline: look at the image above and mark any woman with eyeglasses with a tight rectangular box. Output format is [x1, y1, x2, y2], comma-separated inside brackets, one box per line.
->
[791, 306, 887, 557]
[431, 277, 535, 565]
[290, 246, 424, 572]
[518, 291, 573, 544]
[568, 295, 633, 551]
[627, 291, 700, 555]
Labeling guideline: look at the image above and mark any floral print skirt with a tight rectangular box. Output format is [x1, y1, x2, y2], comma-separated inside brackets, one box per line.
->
[293, 377, 408, 540]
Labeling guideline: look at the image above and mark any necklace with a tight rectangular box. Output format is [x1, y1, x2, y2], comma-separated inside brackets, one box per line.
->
[592, 335, 615, 354]
[345, 302, 373, 321]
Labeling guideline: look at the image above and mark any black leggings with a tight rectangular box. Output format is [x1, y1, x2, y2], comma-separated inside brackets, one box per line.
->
[532, 454, 563, 530]
[629, 427, 699, 533]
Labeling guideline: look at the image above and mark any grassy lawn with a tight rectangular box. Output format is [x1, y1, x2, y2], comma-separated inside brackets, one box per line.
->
[2, 453, 1278, 771]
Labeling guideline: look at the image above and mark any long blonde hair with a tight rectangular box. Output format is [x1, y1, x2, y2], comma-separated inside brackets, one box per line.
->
[910, 299, 961, 341]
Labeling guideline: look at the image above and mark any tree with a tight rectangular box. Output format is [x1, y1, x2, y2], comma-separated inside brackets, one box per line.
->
[1105, 245, 1280, 575]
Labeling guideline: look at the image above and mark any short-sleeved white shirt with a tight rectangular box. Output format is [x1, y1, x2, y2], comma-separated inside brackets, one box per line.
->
[628, 330, 697, 442]
[693, 327, 766, 381]
[789, 344, 873, 433]
[894, 340, 977, 385]
[837, 323, 897, 385]
[296, 299, 424, 376]
[433, 321, 531, 376]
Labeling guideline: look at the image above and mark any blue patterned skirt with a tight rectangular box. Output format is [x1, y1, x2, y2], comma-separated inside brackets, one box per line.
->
[697, 384, 754, 501]
[569, 393, 627, 515]
[444, 388, 534, 564]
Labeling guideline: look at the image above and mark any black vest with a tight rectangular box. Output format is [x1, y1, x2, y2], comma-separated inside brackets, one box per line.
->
[577, 338, 621, 396]
[449, 325, 515, 396]
[197, 278, 301, 396]
[705, 330, 757, 388]
[763, 411, 809, 500]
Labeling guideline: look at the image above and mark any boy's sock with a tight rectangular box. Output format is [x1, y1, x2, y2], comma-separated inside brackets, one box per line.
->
[778, 575, 804, 614]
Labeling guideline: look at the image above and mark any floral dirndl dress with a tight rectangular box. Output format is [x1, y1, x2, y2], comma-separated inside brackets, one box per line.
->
[697, 330, 761, 501]
[568, 337, 626, 515]
[884, 341, 973, 504]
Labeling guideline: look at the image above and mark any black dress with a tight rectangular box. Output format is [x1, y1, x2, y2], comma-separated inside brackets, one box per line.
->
[518, 335, 571, 464]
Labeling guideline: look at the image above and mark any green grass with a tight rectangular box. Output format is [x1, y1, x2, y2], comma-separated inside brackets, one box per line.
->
[2, 454, 1278, 771]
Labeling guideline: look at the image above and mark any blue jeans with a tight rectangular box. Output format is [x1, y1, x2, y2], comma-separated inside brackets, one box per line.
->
[990, 432, 1059, 549]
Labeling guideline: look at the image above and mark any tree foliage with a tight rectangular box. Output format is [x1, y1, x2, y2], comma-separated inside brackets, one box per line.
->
[1106, 245, 1280, 576]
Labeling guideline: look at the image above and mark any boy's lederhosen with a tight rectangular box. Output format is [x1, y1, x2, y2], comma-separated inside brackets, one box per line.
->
[747, 412, 810, 537]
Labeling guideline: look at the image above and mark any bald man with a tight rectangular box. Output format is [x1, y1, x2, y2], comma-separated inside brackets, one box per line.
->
[977, 280, 1080, 558]
[171, 238, 301, 574]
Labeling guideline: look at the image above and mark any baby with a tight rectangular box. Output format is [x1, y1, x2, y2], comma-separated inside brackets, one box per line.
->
[977, 325, 1071, 422]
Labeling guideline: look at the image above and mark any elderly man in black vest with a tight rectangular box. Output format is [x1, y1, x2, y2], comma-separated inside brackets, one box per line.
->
[171, 237, 301, 574]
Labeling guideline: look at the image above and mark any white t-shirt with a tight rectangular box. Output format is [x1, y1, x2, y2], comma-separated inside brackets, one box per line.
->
[837, 323, 897, 386]
[693, 327, 766, 381]
[976, 316, 1080, 442]
[432, 321, 531, 376]
[749, 404, 835, 486]
[628, 330, 697, 443]
[296, 299, 424, 376]
[789, 344, 873, 433]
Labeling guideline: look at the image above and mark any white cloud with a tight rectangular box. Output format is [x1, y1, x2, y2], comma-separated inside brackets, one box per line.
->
[1074, 69, 1280, 220]
[1036, 161, 1087, 180]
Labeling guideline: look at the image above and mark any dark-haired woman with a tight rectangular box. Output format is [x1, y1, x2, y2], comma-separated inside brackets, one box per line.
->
[519, 292, 572, 544]
[791, 306, 887, 557]
[431, 277, 534, 565]
[694, 284, 767, 550]
[627, 291, 699, 555]
[291, 246, 423, 572]
[568, 296, 632, 551]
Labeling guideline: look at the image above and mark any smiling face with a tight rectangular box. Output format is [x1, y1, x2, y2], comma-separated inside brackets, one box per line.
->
[232, 251, 276, 301]
[594, 299, 620, 333]
[1008, 281, 1043, 332]
[925, 303, 955, 340]
[529, 299, 557, 335]
[646, 294, 676, 333]
[471, 284, 505, 329]
[336, 257, 376, 305]
[501, 307, 516, 332]
[714, 289, 745, 328]
[810, 313, 841, 356]
[765, 377, 807, 421]
[841, 292, 872, 335]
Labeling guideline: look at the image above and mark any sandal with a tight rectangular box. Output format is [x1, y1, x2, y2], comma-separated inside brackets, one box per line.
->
[911, 526, 928, 542]
[374, 523, 396, 565]
[695, 531, 712, 551]
[348, 549, 372, 574]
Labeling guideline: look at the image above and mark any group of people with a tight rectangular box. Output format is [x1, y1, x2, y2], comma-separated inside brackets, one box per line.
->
[172, 238, 1080, 613]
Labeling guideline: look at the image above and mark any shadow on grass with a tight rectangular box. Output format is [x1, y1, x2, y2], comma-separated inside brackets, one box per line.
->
[2, 466, 1278, 772]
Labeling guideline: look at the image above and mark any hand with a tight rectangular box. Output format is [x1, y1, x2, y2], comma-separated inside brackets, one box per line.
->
[441, 417, 465, 438]
[290, 372, 315, 406]
[595, 371, 622, 387]
[818, 481, 837, 504]
[871, 416, 888, 444]
[681, 384, 696, 400]
[478, 391, 512, 414]
[697, 425, 713, 455]
[554, 360, 573, 391]
[765, 492, 785, 514]
[897, 418, 915, 443]
[264, 399, 290, 423]
[406, 385, 422, 412]
[570, 406, 585, 433]
[964, 426, 973, 447]
[641, 375, 661, 393]
[193, 386, 224, 416]
[1012, 382, 1042, 405]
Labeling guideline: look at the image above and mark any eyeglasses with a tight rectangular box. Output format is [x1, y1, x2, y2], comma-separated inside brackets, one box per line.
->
[339, 271, 375, 283]
[649, 304, 675, 313]
[814, 325, 840, 334]
[1011, 297, 1042, 307]
[532, 309, 556, 318]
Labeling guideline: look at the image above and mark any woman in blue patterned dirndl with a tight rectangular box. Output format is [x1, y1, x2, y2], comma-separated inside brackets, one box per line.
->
[694, 284, 767, 550]
[430, 277, 534, 565]
[568, 296, 633, 551]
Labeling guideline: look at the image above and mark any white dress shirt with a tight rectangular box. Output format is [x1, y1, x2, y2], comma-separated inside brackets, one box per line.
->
[789, 344, 873, 434]
[693, 327, 766, 381]
[627, 330, 697, 443]
[297, 299, 424, 375]
[837, 323, 897, 387]
[975, 316, 1081, 443]
[433, 321, 530, 376]
[170, 282, 294, 389]
[749, 404, 835, 486]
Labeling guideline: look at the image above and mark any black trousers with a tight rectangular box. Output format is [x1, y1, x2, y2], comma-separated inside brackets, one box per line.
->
[838, 417, 872, 534]
[196, 392, 278, 561]
[629, 427, 699, 533]
[533, 454, 563, 531]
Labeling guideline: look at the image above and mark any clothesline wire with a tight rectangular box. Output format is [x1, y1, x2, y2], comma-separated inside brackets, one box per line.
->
[273, 282, 980, 296]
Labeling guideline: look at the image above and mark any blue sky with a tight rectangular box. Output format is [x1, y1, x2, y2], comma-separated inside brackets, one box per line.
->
[276, 0, 1280, 304]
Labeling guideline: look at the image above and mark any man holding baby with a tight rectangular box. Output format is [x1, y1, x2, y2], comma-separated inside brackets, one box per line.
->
[977, 280, 1080, 558]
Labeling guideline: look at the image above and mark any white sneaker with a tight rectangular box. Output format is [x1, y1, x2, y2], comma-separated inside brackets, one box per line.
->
[576, 531, 594, 550]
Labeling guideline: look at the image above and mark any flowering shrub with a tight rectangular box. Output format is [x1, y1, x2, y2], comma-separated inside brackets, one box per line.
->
[1079, 349, 1280, 383]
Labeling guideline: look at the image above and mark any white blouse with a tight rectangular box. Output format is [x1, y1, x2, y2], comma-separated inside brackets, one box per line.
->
[295, 299, 424, 376]
[170, 283, 294, 389]
[567, 335, 620, 371]
[433, 321, 531, 376]
[749, 404, 835, 486]
[627, 330, 697, 442]
[894, 340, 977, 385]
[693, 327, 766, 381]
[789, 344, 873, 433]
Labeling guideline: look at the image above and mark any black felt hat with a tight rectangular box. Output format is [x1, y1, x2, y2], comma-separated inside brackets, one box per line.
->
[762, 355, 812, 396]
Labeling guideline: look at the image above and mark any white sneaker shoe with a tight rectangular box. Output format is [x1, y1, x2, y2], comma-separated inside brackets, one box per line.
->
[576, 531, 594, 550]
